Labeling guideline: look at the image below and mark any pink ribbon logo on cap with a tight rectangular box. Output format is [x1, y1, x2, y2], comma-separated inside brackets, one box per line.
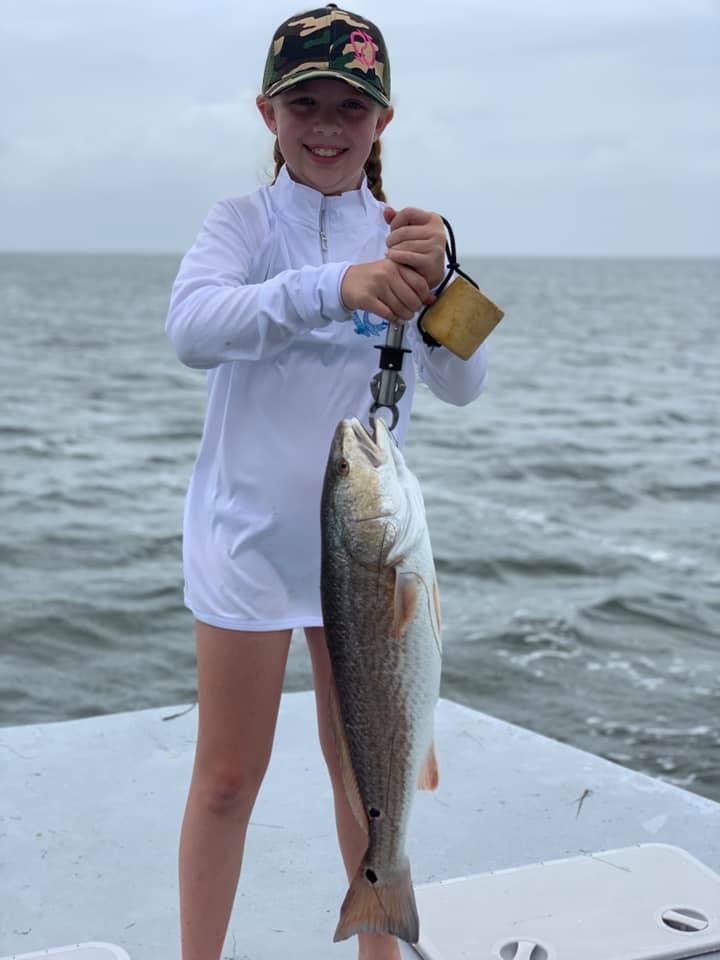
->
[350, 30, 378, 67]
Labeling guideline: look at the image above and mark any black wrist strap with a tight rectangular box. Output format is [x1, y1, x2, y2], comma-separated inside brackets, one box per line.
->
[417, 216, 480, 350]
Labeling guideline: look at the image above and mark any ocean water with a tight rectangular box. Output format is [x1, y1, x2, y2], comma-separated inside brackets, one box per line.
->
[1, 253, 718, 802]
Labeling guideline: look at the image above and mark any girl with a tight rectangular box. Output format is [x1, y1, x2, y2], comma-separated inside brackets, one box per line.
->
[165, 5, 488, 959]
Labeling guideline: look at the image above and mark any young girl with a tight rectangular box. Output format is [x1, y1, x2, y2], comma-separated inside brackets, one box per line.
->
[165, 5, 488, 959]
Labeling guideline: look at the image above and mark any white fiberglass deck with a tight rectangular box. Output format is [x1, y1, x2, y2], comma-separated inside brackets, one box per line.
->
[2, 692, 720, 959]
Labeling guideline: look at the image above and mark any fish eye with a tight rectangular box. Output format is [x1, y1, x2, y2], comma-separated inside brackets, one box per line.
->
[338, 458, 350, 475]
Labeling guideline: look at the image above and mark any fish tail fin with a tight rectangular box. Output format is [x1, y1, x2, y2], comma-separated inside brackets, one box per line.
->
[417, 738, 439, 790]
[333, 858, 419, 944]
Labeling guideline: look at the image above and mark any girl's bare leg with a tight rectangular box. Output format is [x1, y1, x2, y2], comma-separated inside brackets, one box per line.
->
[305, 626, 402, 960]
[179, 621, 291, 960]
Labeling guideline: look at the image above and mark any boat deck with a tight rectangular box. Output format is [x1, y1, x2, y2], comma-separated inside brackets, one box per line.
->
[3, 692, 719, 959]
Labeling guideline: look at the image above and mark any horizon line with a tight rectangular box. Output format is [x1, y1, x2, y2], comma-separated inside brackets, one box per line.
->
[1, 250, 719, 260]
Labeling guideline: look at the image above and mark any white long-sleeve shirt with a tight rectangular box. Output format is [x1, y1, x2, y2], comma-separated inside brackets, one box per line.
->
[165, 164, 488, 630]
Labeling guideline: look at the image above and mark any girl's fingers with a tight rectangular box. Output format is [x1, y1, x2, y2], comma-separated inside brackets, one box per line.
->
[368, 297, 397, 323]
[386, 226, 435, 248]
[386, 237, 434, 253]
[358, 258, 437, 322]
[397, 264, 433, 301]
[388, 250, 446, 290]
[388, 250, 441, 291]
[388, 274, 425, 317]
[379, 280, 414, 320]
[385, 291, 415, 321]
[386, 248, 431, 271]
[387, 207, 432, 230]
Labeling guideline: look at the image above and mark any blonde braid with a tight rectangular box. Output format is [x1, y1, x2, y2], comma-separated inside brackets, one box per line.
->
[364, 140, 386, 202]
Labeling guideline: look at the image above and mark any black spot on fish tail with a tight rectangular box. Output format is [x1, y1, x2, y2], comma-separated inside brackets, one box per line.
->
[366, 868, 378, 884]
[369, 806, 381, 818]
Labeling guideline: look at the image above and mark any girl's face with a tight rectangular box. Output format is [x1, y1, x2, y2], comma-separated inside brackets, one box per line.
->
[256, 77, 393, 196]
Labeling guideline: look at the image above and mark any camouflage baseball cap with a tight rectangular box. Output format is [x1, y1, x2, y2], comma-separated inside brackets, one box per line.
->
[261, 4, 391, 107]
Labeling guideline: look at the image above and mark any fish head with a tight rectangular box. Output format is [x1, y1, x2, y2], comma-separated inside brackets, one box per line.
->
[322, 417, 425, 567]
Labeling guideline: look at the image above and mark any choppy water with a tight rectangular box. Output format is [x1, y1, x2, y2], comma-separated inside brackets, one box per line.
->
[1, 253, 718, 802]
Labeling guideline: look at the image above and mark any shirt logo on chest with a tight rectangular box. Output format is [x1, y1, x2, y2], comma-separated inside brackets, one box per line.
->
[352, 309, 389, 338]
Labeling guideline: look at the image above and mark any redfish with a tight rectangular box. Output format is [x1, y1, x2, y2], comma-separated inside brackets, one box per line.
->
[320, 416, 442, 944]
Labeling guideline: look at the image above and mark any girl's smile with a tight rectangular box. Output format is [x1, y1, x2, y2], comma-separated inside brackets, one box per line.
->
[257, 77, 393, 195]
[305, 145, 348, 162]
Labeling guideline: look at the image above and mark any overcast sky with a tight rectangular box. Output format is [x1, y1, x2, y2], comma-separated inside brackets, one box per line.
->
[1, 0, 718, 255]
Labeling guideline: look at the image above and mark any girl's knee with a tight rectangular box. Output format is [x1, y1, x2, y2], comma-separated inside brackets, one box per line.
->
[192, 760, 269, 815]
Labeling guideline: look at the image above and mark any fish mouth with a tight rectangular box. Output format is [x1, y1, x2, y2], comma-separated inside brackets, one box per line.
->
[349, 418, 385, 468]
[342, 419, 394, 524]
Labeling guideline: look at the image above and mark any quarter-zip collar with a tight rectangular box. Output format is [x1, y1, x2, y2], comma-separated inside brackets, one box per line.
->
[269, 163, 375, 227]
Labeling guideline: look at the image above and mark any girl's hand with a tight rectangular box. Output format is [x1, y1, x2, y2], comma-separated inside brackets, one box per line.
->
[383, 207, 447, 289]
[341, 259, 437, 324]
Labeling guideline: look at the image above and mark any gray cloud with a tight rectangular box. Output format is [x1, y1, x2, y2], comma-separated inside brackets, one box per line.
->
[1, 0, 717, 254]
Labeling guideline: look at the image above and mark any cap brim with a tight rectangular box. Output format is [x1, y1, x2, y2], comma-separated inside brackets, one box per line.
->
[264, 69, 390, 107]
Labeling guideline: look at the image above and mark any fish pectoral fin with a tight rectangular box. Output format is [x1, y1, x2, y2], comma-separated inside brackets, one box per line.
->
[391, 571, 419, 641]
[417, 738, 440, 790]
[328, 676, 369, 836]
[334, 858, 419, 944]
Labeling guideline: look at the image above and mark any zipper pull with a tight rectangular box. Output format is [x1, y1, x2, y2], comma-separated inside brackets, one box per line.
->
[319, 205, 328, 252]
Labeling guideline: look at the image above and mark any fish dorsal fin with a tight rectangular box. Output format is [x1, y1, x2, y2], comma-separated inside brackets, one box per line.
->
[392, 571, 419, 641]
[417, 738, 440, 790]
[328, 676, 369, 835]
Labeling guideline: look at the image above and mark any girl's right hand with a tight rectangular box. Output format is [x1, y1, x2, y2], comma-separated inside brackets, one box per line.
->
[341, 259, 436, 324]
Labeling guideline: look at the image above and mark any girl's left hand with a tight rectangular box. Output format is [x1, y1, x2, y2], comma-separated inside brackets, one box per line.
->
[383, 206, 446, 290]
